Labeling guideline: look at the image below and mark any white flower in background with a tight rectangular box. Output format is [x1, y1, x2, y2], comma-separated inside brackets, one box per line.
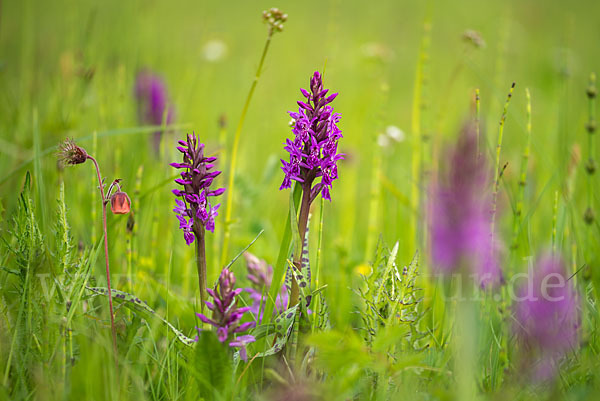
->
[377, 125, 405, 148]
[377, 134, 390, 148]
[385, 125, 405, 142]
[202, 39, 227, 62]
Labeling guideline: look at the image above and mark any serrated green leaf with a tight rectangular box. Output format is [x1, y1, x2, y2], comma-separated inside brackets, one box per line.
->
[87, 286, 195, 346]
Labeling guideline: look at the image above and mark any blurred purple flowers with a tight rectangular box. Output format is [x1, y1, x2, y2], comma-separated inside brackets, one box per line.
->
[429, 123, 501, 287]
[243, 252, 288, 322]
[196, 268, 256, 361]
[134, 69, 175, 154]
[171, 133, 224, 245]
[513, 252, 580, 381]
[280, 71, 343, 202]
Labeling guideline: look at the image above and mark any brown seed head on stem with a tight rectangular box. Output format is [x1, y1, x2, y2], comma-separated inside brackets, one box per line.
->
[58, 138, 88, 166]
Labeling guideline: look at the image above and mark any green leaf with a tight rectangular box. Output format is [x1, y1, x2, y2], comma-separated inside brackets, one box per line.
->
[194, 330, 232, 400]
[253, 304, 298, 358]
[265, 184, 301, 323]
[87, 287, 195, 346]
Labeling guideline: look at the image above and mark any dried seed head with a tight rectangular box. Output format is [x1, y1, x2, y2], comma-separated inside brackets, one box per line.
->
[58, 138, 88, 166]
[110, 191, 131, 214]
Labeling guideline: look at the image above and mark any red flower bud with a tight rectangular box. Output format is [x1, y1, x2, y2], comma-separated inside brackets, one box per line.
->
[110, 191, 131, 214]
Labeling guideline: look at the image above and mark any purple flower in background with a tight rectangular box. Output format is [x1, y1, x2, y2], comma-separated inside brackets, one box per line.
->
[135, 69, 176, 154]
[513, 252, 580, 381]
[280, 71, 343, 202]
[196, 268, 256, 361]
[171, 133, 225, 245]
[429, 122, 502, 287]
[245, 252, 273, 289]
[243, 252, 288, 322]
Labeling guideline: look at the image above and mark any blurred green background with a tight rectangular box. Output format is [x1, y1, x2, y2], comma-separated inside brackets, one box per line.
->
[0, 0, 599, 397]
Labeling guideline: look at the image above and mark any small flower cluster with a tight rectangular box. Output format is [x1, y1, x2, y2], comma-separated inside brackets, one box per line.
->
[196, 268, 256, 361]
[171, 133, 224, 245]
[429, 123, 501, 287]
[262, 7, 287, 34]
[243, 252, 288, 322]
[280, 71, 343, 201]
[513, 252, 580, 381]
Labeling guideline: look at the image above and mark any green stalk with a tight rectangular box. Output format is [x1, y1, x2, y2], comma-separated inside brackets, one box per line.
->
[475, 88, 481, 156]
[220, 26, 278, 267]
[453, 272, 477, 401]
[511, 88, 531, 250]
[409, 19, 431, 256]
[584, 73, 597, 226]
[552, 190, 559, 253]
[311, 196, 325, 333]
[490, 83, 516, 239]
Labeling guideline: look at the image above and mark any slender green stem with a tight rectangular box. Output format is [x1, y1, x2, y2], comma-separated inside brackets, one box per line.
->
[409, 19, 431, 256]
[552, 190, 559, 253]
[511, 88, 531, 249]
[491, 82, 516, 239]
[311, 197, 325, 333]
[220, 30, 275, 267]
[475, 89, 481, 157]
[87, 155, 118, 371]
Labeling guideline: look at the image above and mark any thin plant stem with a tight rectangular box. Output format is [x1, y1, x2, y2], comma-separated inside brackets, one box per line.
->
[409, 19, 431, 256]
[220, 29, 275, 267]
[552, 190, 559, 253]
[87, 155, 118, 370]
[475, 88, 480, 156]
[490, 82, 516, 240]
[311, 196, 325, 333]
[511, 88, 531, 250]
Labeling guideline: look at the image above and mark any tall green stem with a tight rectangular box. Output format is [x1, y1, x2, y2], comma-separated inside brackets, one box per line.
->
[490, 83, 516, 240]
[220, 29, 275, 267]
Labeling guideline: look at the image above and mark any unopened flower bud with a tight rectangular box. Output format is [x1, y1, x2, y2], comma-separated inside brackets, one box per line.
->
[585, 158, 596, 174]
[110, 191, 131, 214]
[586, 120, 597, 134]
[586, 85, 597, 99]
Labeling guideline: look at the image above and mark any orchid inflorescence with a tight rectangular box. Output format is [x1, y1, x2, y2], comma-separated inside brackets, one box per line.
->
[171, 132, 225, 245]
[280, 71, 344, 202]
[196, 268, 256, 361]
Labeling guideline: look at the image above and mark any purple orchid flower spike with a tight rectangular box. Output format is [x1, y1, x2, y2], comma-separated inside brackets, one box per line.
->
[172, 132, 224, 307]
[171, 132, 225, 244]
[196, 268, 256, 361]
[280, 71, 344, 202]
[279, 71, 343, 308]
[429, 122, 502, 288]
[513, 251, 580, 381]
[242, 252, 288, 322]
[134, 69, 175, 154]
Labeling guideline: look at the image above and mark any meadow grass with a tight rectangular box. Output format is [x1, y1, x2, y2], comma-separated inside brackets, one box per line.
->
[1, 0, 600, 400]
